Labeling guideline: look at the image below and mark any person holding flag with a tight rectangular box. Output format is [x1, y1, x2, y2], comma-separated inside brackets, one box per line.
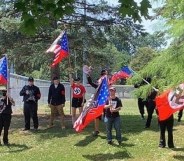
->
[86, 69, 108, 136]
[0, 87, 15, 145]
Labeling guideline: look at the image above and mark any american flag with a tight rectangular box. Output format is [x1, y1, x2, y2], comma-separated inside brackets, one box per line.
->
[0, 56, 8, 85]
[46, 31, 69, 67]
[74, 76, 109, 132]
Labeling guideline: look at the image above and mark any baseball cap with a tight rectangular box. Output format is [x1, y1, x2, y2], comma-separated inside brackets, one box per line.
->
[28, 77, 34, 82]
[109, 86, 116, 91]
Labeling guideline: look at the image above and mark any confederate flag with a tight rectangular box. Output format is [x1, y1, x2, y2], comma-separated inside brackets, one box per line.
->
[156, 83, 184, 121]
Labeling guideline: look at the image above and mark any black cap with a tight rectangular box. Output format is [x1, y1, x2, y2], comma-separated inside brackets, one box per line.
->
[74, 77, 80, 81]
[53, 76, 59, 80]
[100, 69, 107, 76]
[28, 77, 34, 82]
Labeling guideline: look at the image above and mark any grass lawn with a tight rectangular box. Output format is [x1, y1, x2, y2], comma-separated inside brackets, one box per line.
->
[0, 99, 184, 161]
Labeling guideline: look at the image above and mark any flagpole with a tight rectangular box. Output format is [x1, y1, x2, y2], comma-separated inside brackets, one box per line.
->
[130, 68, 158, 91]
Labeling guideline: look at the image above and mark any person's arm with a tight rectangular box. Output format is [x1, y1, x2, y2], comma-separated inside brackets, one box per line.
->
[48, 85, 52, 105]
[87, 75, 98, 89]
[36, 87, 41, 100]
[111, 98, 122, 112]
[20, 86, 27, 96]
[61, 84, 66, 106]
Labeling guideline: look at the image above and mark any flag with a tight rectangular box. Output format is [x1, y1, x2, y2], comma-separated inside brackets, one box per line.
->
[156, 83, 184, 121]
[110, 66, 134, 84]
[46, 31, 69, 67]
[73, 76, 109, 132]
[0, 56, 8, 85]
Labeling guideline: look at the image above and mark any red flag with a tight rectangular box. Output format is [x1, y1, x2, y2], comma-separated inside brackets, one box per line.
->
[73, 76, 109, 132]
[46, 31, 69, 67]
[156, 83, 184, 121]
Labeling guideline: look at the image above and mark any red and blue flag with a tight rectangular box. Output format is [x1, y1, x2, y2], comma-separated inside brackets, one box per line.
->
[0, 56, 8, 85]
[74, 76, 109, 132]
[110, 66, 134, 84]
[46, 31, 69, 67]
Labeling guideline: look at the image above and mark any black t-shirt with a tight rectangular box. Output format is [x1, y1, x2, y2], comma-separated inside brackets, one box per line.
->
[105, 97, 122, 118]
[0, 98, 12, 114]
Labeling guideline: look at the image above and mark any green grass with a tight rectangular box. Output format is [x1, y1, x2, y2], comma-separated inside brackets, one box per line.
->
[1, 99, 184, 161]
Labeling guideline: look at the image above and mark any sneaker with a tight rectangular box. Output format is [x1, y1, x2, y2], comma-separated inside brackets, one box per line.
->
[92, 131, 99, 136]
[108, 141, 112, 145]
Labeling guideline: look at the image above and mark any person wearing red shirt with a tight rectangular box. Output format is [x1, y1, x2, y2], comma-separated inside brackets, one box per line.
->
[70, 77, 86, 125]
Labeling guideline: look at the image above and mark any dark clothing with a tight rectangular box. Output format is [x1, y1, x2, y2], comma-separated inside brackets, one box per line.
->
[105, 97, 122, 118]
[20, 84, 41, 130]
[159, 115, 174, 148]
[87, 75, 98, 89]
[20, 85, 41, 103]
[138, 98, 147, 116]
[145, 99, 156, 128]
[23, 102, 38, 129]
[72, 97, 83, 108]
[48, 83, 65, 105]
[178, 109, 183, 122]
[0, 98, 13, 144]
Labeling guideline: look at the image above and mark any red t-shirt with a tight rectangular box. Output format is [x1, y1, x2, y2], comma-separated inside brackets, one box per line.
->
[71, 83, 86, 98]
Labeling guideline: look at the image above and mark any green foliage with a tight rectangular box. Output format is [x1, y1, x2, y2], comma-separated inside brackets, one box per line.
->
[119, 0, 151, 22]
[130, 47, 156, 71]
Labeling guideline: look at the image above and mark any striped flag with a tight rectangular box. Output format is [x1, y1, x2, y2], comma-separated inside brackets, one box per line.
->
[46, 31, 69, 67]
[0, 56, 8, 85]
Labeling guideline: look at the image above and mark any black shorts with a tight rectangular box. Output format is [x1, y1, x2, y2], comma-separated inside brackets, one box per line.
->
[72, 98, 83, 108]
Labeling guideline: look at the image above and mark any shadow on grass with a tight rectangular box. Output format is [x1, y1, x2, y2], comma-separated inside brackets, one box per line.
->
[83, 151, 132, 161]
[173, 155, 184, 161]
[171, 147, 184, 152]
[0, 143, 30, 153]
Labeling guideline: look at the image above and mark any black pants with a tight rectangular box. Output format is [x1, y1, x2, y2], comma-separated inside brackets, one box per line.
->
[23, 102, 38, 129]
[178, 109, 183, 120]
[145, 99, 155, 128]
[0, 114, 11, 144]
[159, 115, 174, 148]
[138, 98, 147, 116]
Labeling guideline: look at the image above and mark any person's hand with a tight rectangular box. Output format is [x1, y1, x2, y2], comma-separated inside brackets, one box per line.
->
[26, 90, 29, 95]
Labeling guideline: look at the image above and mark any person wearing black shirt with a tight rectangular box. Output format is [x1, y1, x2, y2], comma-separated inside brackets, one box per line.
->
[48, 76, 66, 129]
[0, 89, 15, 145]
[104, 86, 122, 145]
[20, 77, 41, 131]
[178, 109, 183, 122]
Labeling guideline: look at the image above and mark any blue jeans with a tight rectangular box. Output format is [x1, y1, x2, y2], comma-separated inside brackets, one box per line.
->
[106, 116, 122, 142]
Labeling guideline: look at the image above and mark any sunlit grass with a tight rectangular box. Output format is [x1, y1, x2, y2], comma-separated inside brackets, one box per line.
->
[0, 99, 184, 161]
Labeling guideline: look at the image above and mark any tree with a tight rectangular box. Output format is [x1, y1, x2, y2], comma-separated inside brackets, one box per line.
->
[14, 0, 152, 34]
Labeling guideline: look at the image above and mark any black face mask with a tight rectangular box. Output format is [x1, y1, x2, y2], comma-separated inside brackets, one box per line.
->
[2, 92, 6, 96]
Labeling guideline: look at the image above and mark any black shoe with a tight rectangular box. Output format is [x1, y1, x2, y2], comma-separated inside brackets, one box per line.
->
[23, 128, 30, 131]
[4, 142, 9, 146]
[178, 118, 181, 122]
[92, 131, 99, 136]
[108, 141, 112, 145]
[118, 141, 122, 145]
[168, 145, 175, 148]
[145, 126, 150, 129]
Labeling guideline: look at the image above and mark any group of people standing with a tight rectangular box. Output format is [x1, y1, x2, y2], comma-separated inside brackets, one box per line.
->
[0, 71, 183, 147]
